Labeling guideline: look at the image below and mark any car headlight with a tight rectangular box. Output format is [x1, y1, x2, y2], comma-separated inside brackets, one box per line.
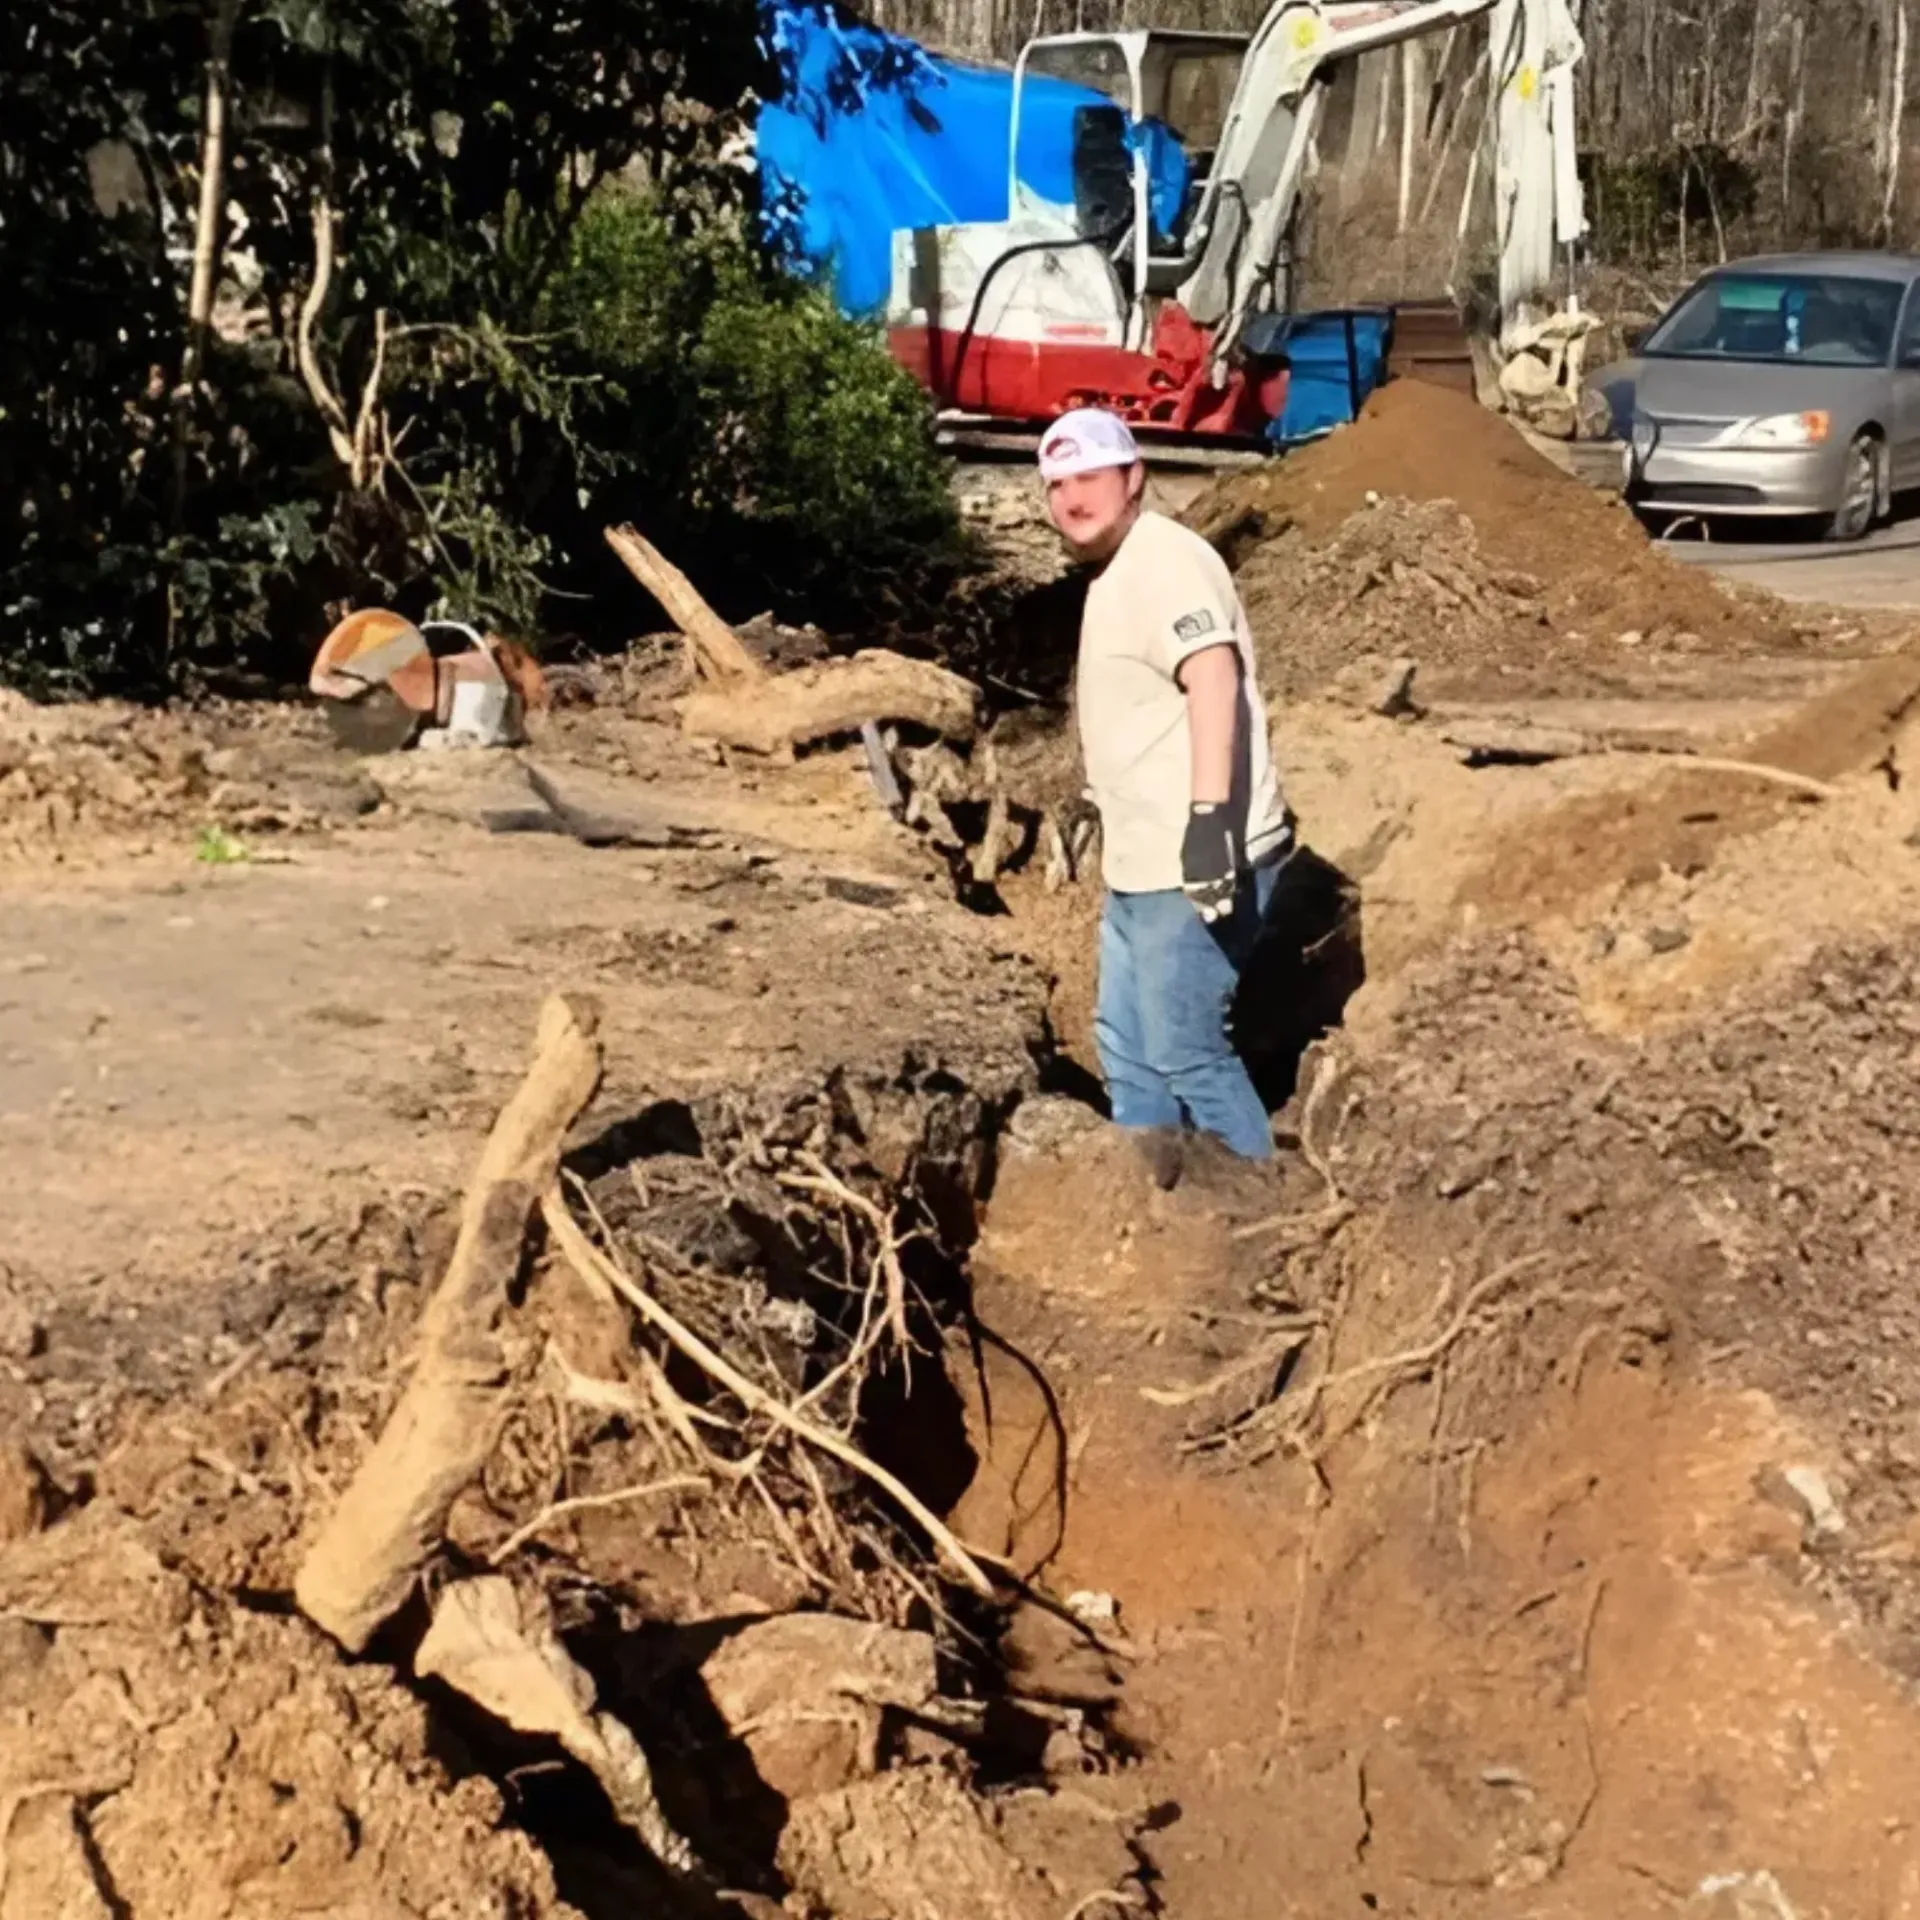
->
[1630, 416, 1658, 463]
[1727, 410, 1831, 448]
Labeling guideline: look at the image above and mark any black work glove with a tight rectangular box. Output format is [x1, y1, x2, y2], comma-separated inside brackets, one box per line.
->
[1181, 802, 1240, 924]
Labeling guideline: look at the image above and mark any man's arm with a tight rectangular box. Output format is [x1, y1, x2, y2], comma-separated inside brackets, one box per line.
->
[1176, 643, 1239, 805]
[1176, 643, 1241, 922]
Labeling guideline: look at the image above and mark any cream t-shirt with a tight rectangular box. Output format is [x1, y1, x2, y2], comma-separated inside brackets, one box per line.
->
[1075, 510, 1289, 894]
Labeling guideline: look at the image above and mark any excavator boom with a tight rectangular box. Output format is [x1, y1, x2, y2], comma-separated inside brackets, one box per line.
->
[1180, 0, 1495, 340]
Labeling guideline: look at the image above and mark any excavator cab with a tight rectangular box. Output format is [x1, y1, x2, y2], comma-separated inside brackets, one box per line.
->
[1006, 4, 1489, 346]
[1013, 31, 1250, 262]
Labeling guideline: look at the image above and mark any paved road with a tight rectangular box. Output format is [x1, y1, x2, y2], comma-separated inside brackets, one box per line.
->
[1664, 513, 1920, 609]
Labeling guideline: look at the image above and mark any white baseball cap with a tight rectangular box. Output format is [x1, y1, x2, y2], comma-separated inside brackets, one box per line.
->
[1038, 408, 1141, 481]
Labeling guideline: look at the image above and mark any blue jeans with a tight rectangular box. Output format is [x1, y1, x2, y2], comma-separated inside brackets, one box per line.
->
[1093, 863, 1279, 1161]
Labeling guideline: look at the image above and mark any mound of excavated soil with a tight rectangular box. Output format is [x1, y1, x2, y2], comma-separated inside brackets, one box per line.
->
[1185, 379, 1804, 697]
[1463, 641, 1920, 924]
[963, 919, 1920, 1917]
[0, 1511, 565, 1920]
[0, 1000, 1142, 1920]
[1234, 495, 1555, 699]
[1336, 928, 1920, 1656]
[0, 697, 378, 863]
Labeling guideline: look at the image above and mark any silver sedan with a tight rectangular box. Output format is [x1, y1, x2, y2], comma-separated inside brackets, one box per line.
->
[1595, 252, 1920, 541]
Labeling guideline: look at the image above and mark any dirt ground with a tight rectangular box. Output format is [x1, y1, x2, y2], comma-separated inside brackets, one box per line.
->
[13, 401, 1920, 1920]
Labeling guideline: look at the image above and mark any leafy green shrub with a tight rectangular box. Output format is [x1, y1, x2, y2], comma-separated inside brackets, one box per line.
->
[1, 0, 960, 698]
[536, 189, 963, 629]
[692, 253, 966, 617]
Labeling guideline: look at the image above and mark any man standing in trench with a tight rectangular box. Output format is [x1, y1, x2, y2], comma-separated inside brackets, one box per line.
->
[1042, 407, 1292, 1164]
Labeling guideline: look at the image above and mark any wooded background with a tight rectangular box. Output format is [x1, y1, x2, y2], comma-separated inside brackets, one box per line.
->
[6, 0, 1909, 698]
[868, 0, 1914, 266]
[0, 0, 968, 697]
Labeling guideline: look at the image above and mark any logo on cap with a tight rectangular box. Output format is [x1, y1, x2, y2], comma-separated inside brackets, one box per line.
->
[1042, 434, 1079, 464]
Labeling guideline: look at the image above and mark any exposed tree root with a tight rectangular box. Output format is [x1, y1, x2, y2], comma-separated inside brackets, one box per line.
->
[541, 1180, 1002, 1598]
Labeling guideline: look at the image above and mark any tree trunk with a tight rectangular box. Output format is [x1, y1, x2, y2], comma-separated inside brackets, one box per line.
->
[1885, 0, 1912, 238]
[1343, 52, 1388, 205]
[165, 0, 245, 670]
[1397, 40, 1424, 233]
[1421, 48, 1489, 223]
[1741, 0, 1778, 140]
[177, 0, 243, 423]
[1782, 11, 1805, 219]
[1678, 151, 1691, 274]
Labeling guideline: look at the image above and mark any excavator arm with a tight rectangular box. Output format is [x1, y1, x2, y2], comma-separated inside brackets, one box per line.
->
[1176, 0, 1498, 341]
[1177, 0, 1588, 366]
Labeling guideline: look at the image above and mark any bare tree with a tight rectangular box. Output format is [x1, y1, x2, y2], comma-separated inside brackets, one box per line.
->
[170, 0, 245, 536]
[1882, 0, 1911, 238]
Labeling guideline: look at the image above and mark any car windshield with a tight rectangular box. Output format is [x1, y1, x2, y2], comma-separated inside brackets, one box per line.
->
[1644, 271, 1902, 367]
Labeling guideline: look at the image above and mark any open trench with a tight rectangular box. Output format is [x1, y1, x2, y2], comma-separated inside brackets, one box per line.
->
[11, 870, 1920, 1919]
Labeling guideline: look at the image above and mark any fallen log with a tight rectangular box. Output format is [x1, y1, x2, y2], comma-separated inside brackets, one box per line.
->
[294, 994, 603, 1652]
[680, 648, 981, 757]
[604, 523, 764, 683]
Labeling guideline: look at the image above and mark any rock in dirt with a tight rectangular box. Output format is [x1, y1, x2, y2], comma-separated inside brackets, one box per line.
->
[0, 1289, 44, 1365]
[1757, 1463, 1846, 1542]
[0, 1617, 52, 1709]
[996, 1603, 1125, 1711]
[1698, 1868, 1803, 1919]
[700, 1612, 940, 1800]
[2, 1793, 120, 1920]
[1064, 1589, 1119, 1629]
[1001, 1095, 1104, 1162]
[779, 1769, 1071, 1920]
[0, 1442, 49, 1544]
[1331, 654, 1421, 719]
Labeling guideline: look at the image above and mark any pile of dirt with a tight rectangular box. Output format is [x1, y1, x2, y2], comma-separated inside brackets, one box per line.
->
[1309, 930, 1920, 1654]
[953, 920, 1920, 1916]
[0, 695, 378, 862]
[1186, 378, 1806, 695]
[0, 1512, 566, 1920]
[24, 631, 1920, 1920]
[1235, 496, 1553, 698]
[1463, 641, 1920, 925]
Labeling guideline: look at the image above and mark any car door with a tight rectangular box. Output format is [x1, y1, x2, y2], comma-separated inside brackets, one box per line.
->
[1891, 278, 1920, 491]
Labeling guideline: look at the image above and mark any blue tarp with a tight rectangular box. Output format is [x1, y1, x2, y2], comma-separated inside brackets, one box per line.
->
[758, 2, 1188, 318]
[1244, 309, 1393, 445]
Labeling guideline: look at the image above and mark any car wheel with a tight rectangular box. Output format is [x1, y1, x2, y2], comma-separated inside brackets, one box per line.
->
[1826, 434, 1883, 542]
